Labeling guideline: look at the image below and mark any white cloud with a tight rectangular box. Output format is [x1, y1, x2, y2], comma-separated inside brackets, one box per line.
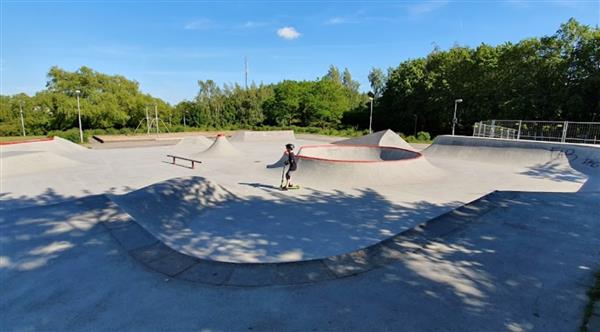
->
[241, 21, 269, 28]
[326, 17, 352, 25]
[184, 18, 215, 30]
[407, 1, 449, 16]
[277, 26, 301, 40]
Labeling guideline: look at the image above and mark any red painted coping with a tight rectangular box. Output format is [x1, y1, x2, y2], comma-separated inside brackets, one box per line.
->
[0, 136, 54, 146]
[296, 144, 422, 163]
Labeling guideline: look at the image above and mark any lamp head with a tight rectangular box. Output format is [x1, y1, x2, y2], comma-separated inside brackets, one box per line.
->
[455, 99, 463, 103]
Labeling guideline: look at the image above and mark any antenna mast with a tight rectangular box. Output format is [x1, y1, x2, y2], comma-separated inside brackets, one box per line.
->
[244, 56, 248, 89]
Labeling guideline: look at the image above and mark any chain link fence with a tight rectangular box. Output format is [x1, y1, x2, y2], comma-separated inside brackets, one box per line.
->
[473, 120, 600, 144]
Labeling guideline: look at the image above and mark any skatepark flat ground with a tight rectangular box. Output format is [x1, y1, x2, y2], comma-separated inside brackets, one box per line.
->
[1, 132, 599, 331]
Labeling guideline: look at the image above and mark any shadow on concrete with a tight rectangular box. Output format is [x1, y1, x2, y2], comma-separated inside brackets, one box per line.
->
[519, 161, 587, 183]
[1, 186, 599, 331]
[363, 191, 600, 331]
[109, 176, 462, 263]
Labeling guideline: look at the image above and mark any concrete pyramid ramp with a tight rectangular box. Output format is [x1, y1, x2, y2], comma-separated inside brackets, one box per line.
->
[177, 136, 213, 147]
[334, 129, 414, 150]
[196, 134, 241, 157]
[230, 130, 295, 142]
[2, 151, 82, 177]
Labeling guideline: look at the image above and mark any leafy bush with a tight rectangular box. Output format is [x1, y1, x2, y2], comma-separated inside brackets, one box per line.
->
[416, 131, 431, 141]
[404, 131, 432, 143]
[48, 128, 90, 143]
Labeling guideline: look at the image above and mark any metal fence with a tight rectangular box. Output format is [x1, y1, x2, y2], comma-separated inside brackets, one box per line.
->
[473, 120, 600, 144]
[473, 123, 517, 140]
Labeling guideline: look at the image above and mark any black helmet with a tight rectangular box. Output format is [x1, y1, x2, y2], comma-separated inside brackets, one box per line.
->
[285, 143, 295, 150]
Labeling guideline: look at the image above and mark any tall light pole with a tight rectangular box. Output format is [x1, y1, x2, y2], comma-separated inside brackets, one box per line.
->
[452, 98, 463, 136]
[145, 106, 150, 134]
[154, 104, 159, 135]
[75, 90, 83, 143]
[19, 101, 26, 136]
[367, 91, 375, 134]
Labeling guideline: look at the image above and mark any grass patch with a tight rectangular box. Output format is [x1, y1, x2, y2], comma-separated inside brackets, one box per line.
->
[581, 270, 600, 332]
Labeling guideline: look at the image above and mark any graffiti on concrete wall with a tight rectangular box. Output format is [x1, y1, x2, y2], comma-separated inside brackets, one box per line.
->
[549, 147, 600, 168]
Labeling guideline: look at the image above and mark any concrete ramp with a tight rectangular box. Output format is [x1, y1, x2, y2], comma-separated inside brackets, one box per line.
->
[334, 129, 414, 150]
[295, 145, 444, 186]
[424, 136, 600, 192]
[2, 151, 82, 177]
[53, 137, 89, 152]
[230, 130, 295, 142]
[1, 136, 87, 156]
[195, 134, 241, 157]
[111, 176, 236, 234]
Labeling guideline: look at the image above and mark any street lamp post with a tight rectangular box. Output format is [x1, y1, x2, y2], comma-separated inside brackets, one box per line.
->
[75, 90, 84, 143]
[367, 91, 375, 134]
[19, 101, 26, 136]
[452, 98, 463, 136]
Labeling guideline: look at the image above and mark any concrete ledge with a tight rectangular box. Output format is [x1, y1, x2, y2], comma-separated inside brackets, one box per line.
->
[104, 190, 520, 287]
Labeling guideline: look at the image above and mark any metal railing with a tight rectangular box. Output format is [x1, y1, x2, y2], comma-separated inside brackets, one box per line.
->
[473, 120, 600, 144]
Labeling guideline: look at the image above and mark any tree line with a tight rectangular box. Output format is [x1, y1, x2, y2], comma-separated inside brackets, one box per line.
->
[1, 19, 597, 137]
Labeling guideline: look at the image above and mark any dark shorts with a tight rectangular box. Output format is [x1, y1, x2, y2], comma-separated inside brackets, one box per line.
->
[286, 164, 296, 179]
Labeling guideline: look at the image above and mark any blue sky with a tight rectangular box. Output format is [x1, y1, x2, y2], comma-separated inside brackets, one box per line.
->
[2, 0, 599, 104]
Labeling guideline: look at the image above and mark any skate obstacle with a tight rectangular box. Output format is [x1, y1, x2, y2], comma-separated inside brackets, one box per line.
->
[230, 130, 295, 142]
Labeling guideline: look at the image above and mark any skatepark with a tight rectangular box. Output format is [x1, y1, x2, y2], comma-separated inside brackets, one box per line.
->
[1, 129, 599, 331]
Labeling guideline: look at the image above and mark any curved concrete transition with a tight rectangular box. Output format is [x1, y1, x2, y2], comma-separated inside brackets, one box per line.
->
[298, 144, 420, 162]
[103, 190, 517, 286]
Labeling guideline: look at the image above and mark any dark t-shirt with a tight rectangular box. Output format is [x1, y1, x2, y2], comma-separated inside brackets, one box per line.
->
[287, 151, 297, 170]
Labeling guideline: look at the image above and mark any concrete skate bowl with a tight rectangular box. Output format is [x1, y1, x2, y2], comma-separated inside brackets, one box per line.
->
[424, 136, 600, 192]
[295, 144, 443, 186]
[102, 177, 492, 286]
[102, 175, 517, 286]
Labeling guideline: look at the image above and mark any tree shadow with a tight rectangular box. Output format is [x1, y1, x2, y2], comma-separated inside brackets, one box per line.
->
[109, 176, 462, 263]
[1, 182, 599, 331]
[366, 191, 600, 331]
[519, 161, 587, 183]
